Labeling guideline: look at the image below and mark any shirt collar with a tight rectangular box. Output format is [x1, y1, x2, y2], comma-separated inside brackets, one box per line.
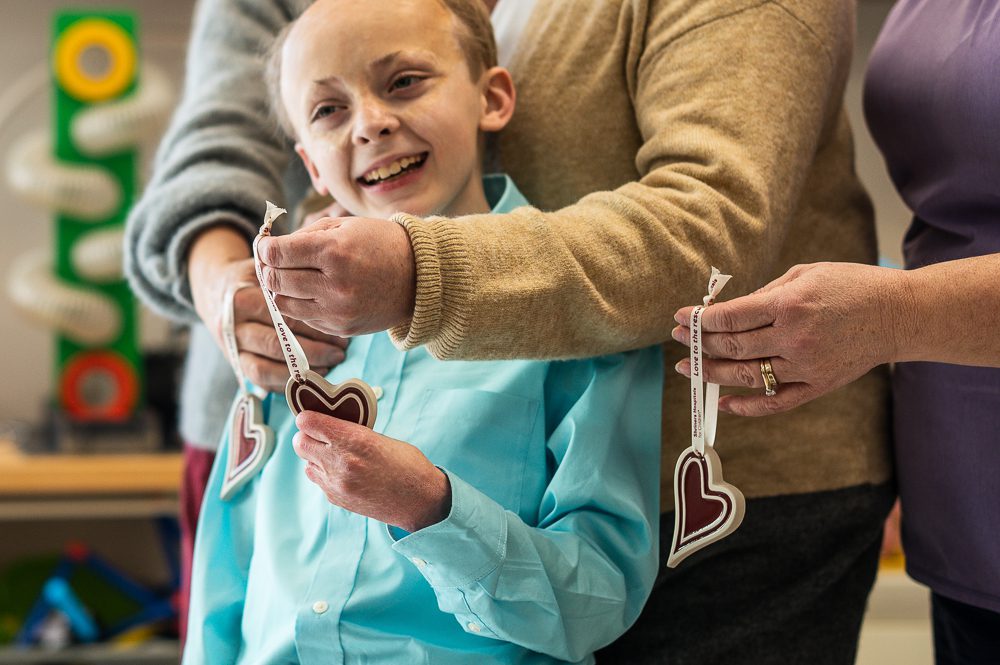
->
[483, 173, 528, 214]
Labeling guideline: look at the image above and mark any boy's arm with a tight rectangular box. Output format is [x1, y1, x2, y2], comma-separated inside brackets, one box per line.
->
[124, 0, 295, 323]
[391, 348, 663, 661]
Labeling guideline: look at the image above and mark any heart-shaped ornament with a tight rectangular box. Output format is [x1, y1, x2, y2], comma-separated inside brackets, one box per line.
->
[221, 394, 276, 500]
[666, 446, 745, 568]
[285, 370, 378, 429]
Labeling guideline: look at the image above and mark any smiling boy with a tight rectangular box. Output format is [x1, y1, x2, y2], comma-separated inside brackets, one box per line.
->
[274, 0, 510, 220]
[184, 1, 662, 663]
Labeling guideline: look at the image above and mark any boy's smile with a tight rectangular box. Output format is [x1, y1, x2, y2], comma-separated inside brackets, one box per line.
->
[358, 152, 427, 186]
[281, 0, 511, 219]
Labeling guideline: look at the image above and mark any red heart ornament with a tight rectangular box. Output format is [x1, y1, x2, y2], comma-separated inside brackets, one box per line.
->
[666, 446, 745, 568]
[221, 394, 276, 501]
[285, 370, 377, 429]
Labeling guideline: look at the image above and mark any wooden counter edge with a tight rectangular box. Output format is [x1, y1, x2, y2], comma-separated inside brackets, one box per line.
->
[0, 441, 183, 495]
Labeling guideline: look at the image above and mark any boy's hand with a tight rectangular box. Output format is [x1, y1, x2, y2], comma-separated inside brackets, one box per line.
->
[292, 411, 452, 532]
[256, 216, 416, 338]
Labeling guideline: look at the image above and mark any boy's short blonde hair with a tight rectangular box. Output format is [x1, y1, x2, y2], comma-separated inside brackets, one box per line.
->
[265, 0, 498, 138]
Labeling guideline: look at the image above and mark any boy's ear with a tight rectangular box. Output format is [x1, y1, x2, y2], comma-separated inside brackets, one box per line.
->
[478, 66, 516, 133]
[295, 142, 329, 196]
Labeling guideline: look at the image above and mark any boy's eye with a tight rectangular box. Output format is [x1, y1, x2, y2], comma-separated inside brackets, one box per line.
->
[311, 104, 342, 123]
[390, 75, 424, 91]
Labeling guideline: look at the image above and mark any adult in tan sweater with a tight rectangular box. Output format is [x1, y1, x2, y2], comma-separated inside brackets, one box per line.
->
[129, 0, 891, 662]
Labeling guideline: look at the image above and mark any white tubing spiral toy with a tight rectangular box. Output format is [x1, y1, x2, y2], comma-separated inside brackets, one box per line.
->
[2, 62, 173, 346]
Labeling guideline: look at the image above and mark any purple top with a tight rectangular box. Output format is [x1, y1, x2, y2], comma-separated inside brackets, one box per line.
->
[864, 0, 1000, 611]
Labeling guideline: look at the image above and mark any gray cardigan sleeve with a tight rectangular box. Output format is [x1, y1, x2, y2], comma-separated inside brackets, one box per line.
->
[124, 0, 306, 322]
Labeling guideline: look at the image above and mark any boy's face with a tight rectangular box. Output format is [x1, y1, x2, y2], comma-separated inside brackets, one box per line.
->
[282, 0, 495, 219]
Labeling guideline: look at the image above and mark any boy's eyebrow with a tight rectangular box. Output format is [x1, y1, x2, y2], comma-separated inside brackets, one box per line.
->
[309, 76, 342, 89]
[369, 49, 439, 71]
[302, 50, 441, 98]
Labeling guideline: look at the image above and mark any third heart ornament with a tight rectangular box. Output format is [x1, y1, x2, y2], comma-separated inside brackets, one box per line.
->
[666, 268, 746, 568]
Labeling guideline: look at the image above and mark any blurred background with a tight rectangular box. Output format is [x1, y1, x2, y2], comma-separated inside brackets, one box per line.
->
[0, 2, 193, 661]
[0, 1, 926, 663]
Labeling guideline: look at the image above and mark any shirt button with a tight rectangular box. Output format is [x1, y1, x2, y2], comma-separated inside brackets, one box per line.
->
[312, 600, 329, 615]
[467, 622, 482, 633]
[410, 557, 427, 568]
[373, 386, 384, 400]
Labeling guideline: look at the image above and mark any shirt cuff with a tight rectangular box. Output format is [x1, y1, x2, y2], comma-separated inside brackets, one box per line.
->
[388, 214, 472, 358]
[390, 469, 507, 588]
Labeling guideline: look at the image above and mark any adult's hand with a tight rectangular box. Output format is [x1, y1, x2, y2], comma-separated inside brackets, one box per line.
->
[292, 411, 451, 532]
[256, 216, 416, 337]
[672, 262, 910, 417]
[188, 227, 348, 392]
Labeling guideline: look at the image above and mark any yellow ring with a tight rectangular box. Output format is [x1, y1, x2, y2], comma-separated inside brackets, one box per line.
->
[54, 18, 136, 103]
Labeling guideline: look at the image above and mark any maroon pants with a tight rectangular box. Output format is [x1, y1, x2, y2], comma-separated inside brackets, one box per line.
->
[178, 443, 217, 645]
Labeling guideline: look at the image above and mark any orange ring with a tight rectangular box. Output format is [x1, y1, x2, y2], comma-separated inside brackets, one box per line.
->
[60, 351, 138, 421]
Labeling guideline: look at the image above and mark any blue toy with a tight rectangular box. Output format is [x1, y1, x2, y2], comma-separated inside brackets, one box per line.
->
[14, 518, 179, 647]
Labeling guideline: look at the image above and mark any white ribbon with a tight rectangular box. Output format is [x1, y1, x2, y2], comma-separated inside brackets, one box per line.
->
[690, 267, 732, 455]
[251, 201, 311, 384]
[220, 281, 261, 396]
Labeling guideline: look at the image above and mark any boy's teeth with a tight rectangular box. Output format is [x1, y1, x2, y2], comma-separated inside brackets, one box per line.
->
[363, 154, 422, 183]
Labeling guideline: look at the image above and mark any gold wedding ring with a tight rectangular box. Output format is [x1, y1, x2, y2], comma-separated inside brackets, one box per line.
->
[760, 359, 778, 396]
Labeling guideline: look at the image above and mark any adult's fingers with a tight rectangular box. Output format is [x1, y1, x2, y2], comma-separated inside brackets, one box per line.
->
[671, 325, 779, 361]
[238, 352, 290, 392]
[258, 232, 335, 269]
[235, 322, 345, 368]
[273, 294, 326, 322]
[674, 289, 776, 333]
[674, 356, 796, 388]
[673, 263, 821, 332]
[292, 430, 329, 466]
[261, 266, 324, 299]
[284, 316, 349, 347]
[231, 268, 327, 330]
[234, 322, 283, 359]
[298, 334, 346, 369]
[294, 412, 375, 466]
[749, 263, 813, 296]
[232, 285, 270, 324]
[717, 382, 816, 417]
[303, 461, 326, 489]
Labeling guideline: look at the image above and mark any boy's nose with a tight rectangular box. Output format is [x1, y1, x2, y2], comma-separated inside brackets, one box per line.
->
[352, 101, 399, 145]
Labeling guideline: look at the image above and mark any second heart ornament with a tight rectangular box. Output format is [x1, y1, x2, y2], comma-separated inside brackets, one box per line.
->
[220, 393, 275, 500]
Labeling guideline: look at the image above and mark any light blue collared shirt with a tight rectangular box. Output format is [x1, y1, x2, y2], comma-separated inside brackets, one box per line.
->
[185, 175, 663, 665]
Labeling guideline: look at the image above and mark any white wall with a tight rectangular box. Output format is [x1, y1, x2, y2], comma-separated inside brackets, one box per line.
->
[0, 1, 909, 425]
[850, 0, 911, 266]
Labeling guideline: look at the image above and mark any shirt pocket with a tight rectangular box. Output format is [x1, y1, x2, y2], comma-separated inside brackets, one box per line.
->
[411, 388, 540, 514]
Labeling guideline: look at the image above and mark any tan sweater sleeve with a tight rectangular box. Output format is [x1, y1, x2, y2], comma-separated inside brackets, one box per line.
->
[391, 0, 850, 360]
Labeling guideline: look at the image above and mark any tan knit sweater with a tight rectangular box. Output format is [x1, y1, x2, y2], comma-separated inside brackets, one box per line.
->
[392, 0, 891, 511]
